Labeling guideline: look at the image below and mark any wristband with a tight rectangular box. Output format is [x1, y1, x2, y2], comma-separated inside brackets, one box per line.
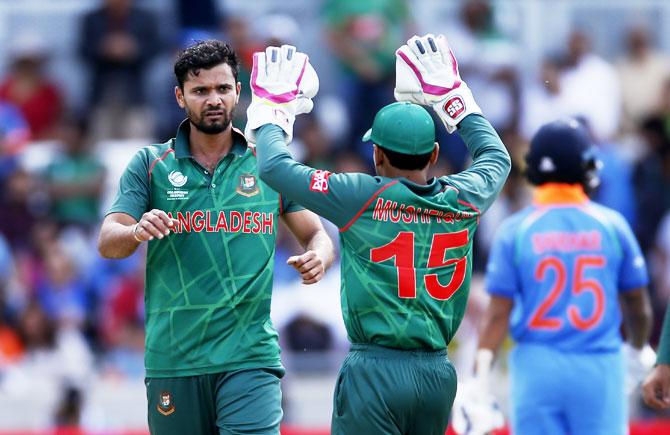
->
[133, 223, 143, 243]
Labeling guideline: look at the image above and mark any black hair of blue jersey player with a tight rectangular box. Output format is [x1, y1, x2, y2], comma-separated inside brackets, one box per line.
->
[524, 118, 600, 191]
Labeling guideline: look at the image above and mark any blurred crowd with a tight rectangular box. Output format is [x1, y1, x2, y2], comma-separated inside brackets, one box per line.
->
[1, 0, 670, 429]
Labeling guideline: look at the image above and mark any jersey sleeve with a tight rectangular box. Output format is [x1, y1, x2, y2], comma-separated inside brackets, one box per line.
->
[657, 302, 670, 365]
[106, 148, 151, 221]
[443, 114, 511, 214]
[280, 194, 304, 215]
[484, 218, 518, 299]
[256, 125, 383, 228]
[612, 211, 649, 292]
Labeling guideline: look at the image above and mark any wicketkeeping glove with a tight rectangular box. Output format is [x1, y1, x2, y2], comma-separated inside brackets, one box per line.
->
[623, 342, 656, 394]
[452, 349, 505, 435]
[245, 45, 319, 144]
[395, 33, 481, 133]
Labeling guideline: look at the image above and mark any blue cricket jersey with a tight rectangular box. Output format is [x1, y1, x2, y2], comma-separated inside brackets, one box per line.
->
[485, 183, 648, 352]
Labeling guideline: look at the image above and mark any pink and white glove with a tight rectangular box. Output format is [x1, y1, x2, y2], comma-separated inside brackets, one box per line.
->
[395, 33, 481, 133]
[623, 343, 656, 394]
[452, 349, 505, 435]
[245, 45, 319, 144]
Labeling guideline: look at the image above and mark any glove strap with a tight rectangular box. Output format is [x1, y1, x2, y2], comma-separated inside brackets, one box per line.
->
[244, 101, 295, 144]
[432, 83, 482, 133]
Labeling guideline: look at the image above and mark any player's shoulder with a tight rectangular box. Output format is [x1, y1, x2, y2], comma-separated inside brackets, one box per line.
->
[499, 206, 537, 233]
[583, 200, 631, 231]
[145, 139, 175, 157]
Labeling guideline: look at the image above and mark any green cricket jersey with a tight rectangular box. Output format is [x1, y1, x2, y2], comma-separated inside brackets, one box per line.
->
[107, 121, 302, 377]
[657, 303, 670, 365]
[256, 114, 510, 350]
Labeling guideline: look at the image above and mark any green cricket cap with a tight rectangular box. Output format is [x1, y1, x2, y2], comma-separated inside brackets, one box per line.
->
[362, 102, 436, 155]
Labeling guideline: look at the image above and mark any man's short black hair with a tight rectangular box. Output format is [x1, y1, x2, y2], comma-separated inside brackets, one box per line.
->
[174, 40, 240, 88]
[379, 146, 433, 170]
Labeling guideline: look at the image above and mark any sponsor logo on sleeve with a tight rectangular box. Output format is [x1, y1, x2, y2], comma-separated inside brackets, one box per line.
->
[309, 170, 331, 193]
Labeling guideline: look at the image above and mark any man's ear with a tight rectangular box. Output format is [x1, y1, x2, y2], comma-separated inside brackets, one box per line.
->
[175, 86, 186, 109]
[236, 82, 241, 104]
[373, 144, 384, 167]
[429, 142, 440, 165]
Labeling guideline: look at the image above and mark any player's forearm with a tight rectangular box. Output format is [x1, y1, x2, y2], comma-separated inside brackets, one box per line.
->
[450, 114, 512, 212]
[306, 229, 335, 272]
[478, 313, 509, 356]
[657, 303, 670, 365]
[621, 287, 653, 349]
[256, 124, 312, 193]
[98, 220, 141, 259]
[477, 296, 513, 357]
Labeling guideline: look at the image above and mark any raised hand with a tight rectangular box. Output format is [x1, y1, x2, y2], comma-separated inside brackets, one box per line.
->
[395, 33, 481, 133]
[245, 45, 319, 144]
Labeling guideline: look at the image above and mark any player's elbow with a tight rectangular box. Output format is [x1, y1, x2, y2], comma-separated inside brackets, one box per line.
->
[97, 229, 128, 259]
[256, 158, 274, 185]
[257, 156, 284, 190]
[97, 237, 118, 259]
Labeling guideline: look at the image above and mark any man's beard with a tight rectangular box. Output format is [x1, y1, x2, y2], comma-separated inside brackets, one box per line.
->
[187, 106, 234, 135]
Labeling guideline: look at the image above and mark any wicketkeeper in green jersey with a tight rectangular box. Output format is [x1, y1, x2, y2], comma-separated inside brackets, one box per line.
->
[643, 303, 670, 409]
[97, 40, 334, 435]
[246, 34, 511, 435]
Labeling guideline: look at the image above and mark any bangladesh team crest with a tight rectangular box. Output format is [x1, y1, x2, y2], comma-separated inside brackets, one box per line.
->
[157, 391, 175, 416]
[236, 173, 259, 197]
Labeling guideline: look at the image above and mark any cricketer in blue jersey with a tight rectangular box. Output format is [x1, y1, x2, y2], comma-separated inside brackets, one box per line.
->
[468, 119, 654, 435]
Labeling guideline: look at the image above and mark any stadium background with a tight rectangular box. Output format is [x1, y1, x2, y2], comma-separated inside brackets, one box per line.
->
[1, 0, 670, 433]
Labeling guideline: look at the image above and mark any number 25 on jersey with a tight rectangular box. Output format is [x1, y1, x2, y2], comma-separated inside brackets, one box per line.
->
[530, 255, 605, 331]
[370, 230, 469, 301]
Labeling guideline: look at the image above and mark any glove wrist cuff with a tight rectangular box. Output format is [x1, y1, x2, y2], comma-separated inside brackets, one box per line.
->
[432, 83, 482, 133]
[244, 101, 295, 144]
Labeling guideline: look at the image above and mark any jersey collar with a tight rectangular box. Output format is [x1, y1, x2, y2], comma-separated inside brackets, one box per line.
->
[398, 177, 444, 195]
[174, 119, 248, 159]
[533, 183, 588, 205]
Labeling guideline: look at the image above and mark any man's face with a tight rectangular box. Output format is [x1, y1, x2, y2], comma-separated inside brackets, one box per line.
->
[175, 63, 240, 135]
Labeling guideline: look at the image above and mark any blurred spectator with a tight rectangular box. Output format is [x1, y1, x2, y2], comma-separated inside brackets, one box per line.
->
[225, 15, 259, 89]
[0, 168, 44, 251]
[43, 117, 105, 232]
[633, 115, 670, 253]
[35, 241, 89, 330]
[617, 25, 670, 135]
[445, 0, 520, 136]
[0, 103, 30, 174]
[323, 0, 413, 154]
[520, 56, 573, 140]
[99, 254, 144, 378]
[285, 314, 333, 352]
[255, 13, 300, 48]
[560, 29, 621, 142]
[175, 0, 221, 35]
[78, 0, 161, 141]
[2, 301, 93, 427]
[577, 117, 637, 226]
[0, 33, 64, 140]
[0, 319, 23, 368]
[294, 114, 336, 171]
[0, 231, 23, 366]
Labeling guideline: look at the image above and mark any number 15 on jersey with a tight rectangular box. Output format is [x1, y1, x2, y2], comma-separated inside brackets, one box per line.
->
[370, 230, 470, 301]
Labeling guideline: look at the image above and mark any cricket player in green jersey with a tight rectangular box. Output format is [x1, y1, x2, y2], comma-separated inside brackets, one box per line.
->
[643, 302, 670, 409]
[244, 34, 511, 435]
[97, 40, 334, 435]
